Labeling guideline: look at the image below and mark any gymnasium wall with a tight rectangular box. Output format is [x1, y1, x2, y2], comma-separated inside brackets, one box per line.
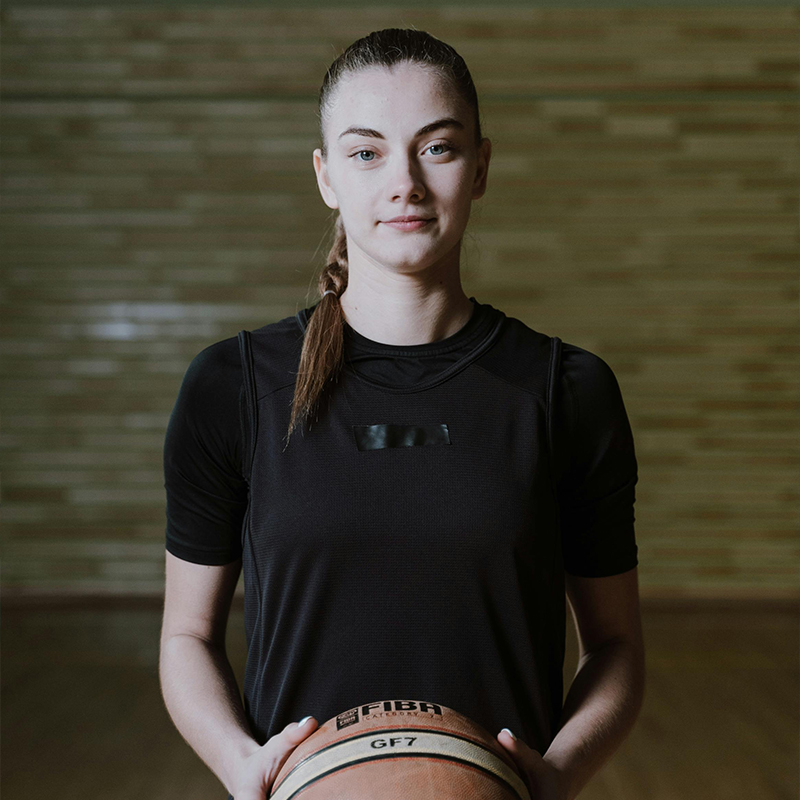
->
[2, 2, 798, 600]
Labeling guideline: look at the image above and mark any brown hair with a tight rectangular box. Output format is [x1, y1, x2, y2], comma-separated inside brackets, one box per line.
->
[284, 28, 484, 450]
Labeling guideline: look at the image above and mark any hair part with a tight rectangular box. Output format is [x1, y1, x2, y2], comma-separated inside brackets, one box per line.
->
[284, 28, 484, 450]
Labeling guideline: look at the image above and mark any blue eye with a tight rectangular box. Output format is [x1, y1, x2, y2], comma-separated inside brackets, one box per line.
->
[427, 143, 450, 156]
[349, 142, 453, 163]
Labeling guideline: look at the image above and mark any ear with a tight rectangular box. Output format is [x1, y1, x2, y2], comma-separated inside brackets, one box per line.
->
[472, 137, 492, 200]
[313, 148, 339, 210]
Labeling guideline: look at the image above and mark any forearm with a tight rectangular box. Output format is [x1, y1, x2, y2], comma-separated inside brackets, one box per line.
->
[544, 641, 646, 800]
[159, 633, 261, 792]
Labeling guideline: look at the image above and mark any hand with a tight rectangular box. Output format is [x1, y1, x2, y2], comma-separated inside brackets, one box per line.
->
[497, 729, 568, 800]
[231, 717, 318, 800]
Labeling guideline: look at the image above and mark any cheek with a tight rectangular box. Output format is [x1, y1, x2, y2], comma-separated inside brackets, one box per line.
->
[448, 177, 476, 218]
[337, 183, 375, 220]
[443, 166, 476, 200]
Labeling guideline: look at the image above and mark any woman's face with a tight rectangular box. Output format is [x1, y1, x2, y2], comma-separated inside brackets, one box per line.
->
[313, 62, 491, 276]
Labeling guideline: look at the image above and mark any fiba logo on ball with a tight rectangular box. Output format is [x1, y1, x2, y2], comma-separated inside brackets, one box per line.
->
[336, 699, 444, 729]
[268, 699, 531, 800]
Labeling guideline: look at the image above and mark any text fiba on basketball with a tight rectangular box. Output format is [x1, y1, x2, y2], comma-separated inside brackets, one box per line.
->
[337, 700, 444, 729]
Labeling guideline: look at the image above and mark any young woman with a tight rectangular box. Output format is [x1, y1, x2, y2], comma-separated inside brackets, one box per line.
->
[159, 28, 645, 800]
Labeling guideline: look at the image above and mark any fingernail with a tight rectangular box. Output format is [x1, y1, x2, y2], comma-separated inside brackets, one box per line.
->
[501, 728, 517, 741]
[298, 715, 313, 727]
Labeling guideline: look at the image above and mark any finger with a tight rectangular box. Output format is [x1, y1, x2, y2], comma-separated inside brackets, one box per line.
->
[497, 731, 534, 796]
[497, 728, 517, 746]
[265, 720, 319, 797]
[286, 716, 318, 743]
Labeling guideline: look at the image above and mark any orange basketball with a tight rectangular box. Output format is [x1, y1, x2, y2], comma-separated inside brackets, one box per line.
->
[268, 699, 531, 799]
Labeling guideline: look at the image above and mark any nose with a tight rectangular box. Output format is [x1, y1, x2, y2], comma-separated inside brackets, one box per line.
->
[389, 155, 426, 203]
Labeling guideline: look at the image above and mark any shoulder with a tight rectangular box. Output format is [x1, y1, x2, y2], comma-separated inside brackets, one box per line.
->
[180, 335, 243, 398]
[248, 311, 310, 398]
[471, 312, 553, 396]
[559, 341, 627, 419]
[186, 334, 241, 378]
[561, 341, 621, 389]
[170, 336, 244, 440]
[166, 335, 245, 475]
[552, 341, 635, 484]
[179, 311, 304, 405]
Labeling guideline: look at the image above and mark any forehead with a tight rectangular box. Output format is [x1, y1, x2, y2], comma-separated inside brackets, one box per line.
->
[326, 63, 465, 131]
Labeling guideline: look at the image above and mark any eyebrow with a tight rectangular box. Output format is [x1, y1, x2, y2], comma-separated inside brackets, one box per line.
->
[338, 117, 466, 141]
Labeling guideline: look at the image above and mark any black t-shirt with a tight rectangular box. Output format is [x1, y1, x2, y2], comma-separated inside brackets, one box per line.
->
[163, 296, 638, 778]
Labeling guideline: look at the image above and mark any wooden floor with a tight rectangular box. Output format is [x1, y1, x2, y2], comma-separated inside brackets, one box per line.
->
[1, 598, 797, 799]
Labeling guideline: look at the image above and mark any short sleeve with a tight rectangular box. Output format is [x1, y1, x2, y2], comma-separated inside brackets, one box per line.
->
[555, 343, 639, 578]
[163, 336, 248, 565]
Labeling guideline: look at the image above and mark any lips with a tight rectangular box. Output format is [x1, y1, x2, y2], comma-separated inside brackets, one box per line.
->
[382, 218, 433, 231]
[384, 215, 433, 223]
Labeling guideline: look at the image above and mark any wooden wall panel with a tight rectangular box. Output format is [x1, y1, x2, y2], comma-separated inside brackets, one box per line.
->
[1, 5, 798, 598]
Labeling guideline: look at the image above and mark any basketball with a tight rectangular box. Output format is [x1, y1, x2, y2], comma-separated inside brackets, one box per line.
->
[268, 699, 531, 800]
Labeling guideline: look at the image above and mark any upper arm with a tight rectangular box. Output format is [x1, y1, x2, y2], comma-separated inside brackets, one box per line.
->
[160, 338, 248, 648]
[565, 565, 644, 660]
[557, 346, 639, 579]
[163, 337, 248, 567]
[161, 550, 242, 647]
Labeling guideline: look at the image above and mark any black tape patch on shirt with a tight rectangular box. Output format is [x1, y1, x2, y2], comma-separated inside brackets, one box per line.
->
[353, 423, 451, 451]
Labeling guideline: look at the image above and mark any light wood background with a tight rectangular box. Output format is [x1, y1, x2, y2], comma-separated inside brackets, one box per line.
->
[1, 3, 798, 600]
